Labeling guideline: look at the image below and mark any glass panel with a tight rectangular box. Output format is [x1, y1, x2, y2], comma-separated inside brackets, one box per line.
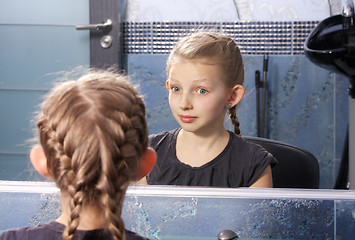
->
[2, 183, 352, 239]
[336, 200, 355, 239]
[124, 194, 334, 239]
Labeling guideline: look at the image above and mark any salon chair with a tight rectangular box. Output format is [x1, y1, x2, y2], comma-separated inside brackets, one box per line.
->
[244, 136, 320, 189]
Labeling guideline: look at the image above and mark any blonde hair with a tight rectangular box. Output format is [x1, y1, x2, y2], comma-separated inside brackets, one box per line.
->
[166, 31, 244, 135]
[36, 69, 147, 240]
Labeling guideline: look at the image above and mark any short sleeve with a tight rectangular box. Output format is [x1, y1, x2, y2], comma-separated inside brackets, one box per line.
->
[247, 145, 277, 186]
[0, 228, 30, 240]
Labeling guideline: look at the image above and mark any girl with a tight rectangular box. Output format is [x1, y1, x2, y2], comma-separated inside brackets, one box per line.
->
[145, 32, 277, 188]
[0, 70, 156, 240]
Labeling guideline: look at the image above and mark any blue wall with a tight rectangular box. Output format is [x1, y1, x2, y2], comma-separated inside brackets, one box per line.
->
[0, 0, 89, 180]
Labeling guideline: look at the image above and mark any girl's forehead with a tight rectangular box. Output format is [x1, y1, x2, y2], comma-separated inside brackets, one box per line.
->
[168, 57, 229, 85]
[171, 56, 217, 65]
[170, 58, 220, 71]
[169, 60, 219, 75]
[169, 63, 230, 87]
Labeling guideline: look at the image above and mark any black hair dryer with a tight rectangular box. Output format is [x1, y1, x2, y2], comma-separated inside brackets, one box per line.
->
[217, 229, 238, 239]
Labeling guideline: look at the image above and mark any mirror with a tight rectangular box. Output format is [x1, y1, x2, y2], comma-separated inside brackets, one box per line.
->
[121, 0, 348, 190]
[0, 0, 349, 190]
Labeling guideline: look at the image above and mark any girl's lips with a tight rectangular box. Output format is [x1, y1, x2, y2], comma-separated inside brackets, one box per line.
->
[179, 115, 197, 123]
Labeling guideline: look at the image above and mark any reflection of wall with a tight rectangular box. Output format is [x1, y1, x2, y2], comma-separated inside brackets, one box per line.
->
[124, 0, 332, 22]
[123, 0, 350, 189]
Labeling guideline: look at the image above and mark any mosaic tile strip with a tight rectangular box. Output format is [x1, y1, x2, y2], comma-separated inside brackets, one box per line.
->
[122, 21, 319, 55]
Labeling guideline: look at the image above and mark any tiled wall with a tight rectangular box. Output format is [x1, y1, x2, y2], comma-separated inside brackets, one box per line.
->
[122, 21, 317, 54]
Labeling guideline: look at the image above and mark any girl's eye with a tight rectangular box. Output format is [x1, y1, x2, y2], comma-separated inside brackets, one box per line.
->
[197, 88, 208, 94]
[171, 86, 180, 92]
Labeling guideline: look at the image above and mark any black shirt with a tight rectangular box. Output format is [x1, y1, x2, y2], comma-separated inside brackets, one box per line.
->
[147, 128, 277, 187]
[0, 221, 150, 240]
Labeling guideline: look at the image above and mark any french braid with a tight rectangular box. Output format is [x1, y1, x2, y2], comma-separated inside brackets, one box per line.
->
[37, 69, 147, 240]
[167, 31, 244, 135]
[228, 106, 241, 136]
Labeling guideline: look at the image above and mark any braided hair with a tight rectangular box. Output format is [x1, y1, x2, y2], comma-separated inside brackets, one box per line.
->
[166, 31, 244, 135]
[36, 69, 147, 240]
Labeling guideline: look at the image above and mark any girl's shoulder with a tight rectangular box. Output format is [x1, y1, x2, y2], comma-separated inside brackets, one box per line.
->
[148, 128, 180, 150]
[228, 132, 259, 151]
[0, 221, 62, 240]
[0, 222, 149, 240]
[228, 132, 277, 166]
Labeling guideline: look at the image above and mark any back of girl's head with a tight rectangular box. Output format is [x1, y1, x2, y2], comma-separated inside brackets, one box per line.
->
[166, 31, 245, 135]
[37, 69, 147, 240]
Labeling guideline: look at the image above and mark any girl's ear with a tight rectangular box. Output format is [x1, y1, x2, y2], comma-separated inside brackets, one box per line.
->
[135, 147, 157, 181]
[165, 80, 170, 91]
[30, 145, 51, 179]
[228, 84, 245, 107]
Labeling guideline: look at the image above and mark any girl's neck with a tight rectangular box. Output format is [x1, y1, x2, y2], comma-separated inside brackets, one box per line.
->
[176, 128, 230, 167]
[178, 127, 228, 146]
[56, 191, 106, 230]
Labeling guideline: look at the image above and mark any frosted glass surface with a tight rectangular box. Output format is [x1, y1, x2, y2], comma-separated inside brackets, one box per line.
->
[123, 195, 334, 239]
[1, 183, 355, 239]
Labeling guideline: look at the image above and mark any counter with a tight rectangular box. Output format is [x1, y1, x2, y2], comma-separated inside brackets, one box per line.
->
[1, 181, 354, 239]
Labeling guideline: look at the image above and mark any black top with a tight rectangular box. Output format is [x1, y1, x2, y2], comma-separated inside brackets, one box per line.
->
[147, 128, 277, 187]
[0, 221, 150, 240]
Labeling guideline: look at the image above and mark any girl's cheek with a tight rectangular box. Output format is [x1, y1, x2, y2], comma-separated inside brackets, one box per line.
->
[201, 96, 225, 111]
[168, 94, 177, 106]
[198, 96, 213, 106]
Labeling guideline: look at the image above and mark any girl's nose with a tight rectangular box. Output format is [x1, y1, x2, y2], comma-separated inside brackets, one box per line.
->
[179, 93, 193, 110]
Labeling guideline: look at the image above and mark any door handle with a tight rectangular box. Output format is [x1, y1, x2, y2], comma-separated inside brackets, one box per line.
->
[76, 19, 112, 32]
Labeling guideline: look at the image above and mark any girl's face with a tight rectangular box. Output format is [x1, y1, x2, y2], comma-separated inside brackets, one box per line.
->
[167, 59, 232, 135]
